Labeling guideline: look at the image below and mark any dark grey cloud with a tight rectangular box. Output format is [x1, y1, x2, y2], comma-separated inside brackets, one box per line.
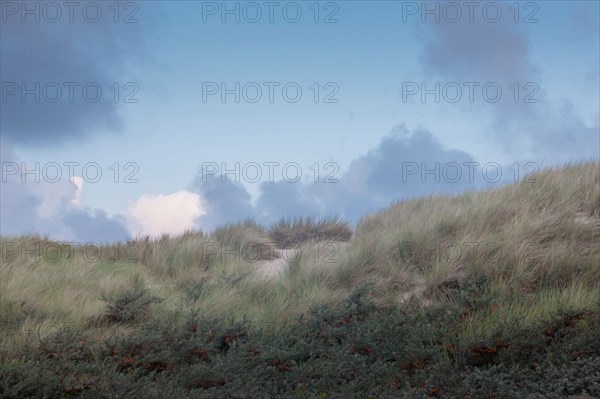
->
[255, 180, 320, 222]
[0, 141, 130, 242]
[0, 142, 40, 234]
[496, 99, 600, 163]
[417, 3, 599, 164]
[0, 178, 41, 235]
[61, 209, 130, 243]
[318, 125, 489, 220]
[357, 125, 478, 197]
[190, 125, 488, 228]
[190, 174, 256, 231]
[420, 15, 537, 84]
[0, 1, 150, 146]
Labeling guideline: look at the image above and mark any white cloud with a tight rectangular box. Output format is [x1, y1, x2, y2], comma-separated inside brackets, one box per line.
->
[126, 191, 205, 237]
[70, 176, 84, 206]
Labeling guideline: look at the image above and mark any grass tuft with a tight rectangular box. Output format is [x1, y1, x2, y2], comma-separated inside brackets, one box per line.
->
[269, 216, 353, 248]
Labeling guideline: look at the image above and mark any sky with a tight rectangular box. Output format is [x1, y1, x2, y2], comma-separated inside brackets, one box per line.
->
[1, 0, 599, 243]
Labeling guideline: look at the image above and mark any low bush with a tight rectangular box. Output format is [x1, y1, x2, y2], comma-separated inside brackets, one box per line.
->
[99, 289, 163, 323]
[1, 285, 598, 398]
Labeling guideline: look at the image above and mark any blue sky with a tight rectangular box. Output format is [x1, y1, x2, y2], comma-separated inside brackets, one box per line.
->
[1, 1, 599, 242]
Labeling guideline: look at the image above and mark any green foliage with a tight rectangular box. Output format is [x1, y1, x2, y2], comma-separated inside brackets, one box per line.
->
[1, 285, 598, 398]
[99, 289, 163, 323]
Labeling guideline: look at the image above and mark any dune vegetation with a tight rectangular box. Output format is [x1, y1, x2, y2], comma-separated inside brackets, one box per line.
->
[1, 161, 599, 398]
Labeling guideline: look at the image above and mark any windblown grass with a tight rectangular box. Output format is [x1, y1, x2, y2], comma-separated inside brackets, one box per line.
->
[1, 161, 599, 397]
[2, 162, 598, 338]
[269, 216, 353, 248]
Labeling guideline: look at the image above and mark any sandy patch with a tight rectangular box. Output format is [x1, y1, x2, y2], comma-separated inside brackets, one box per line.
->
[257, 249, 297, 277]
[575, 211, 600, 228]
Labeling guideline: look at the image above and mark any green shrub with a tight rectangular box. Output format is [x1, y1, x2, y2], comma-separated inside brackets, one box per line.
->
[99, 289, 163, 323]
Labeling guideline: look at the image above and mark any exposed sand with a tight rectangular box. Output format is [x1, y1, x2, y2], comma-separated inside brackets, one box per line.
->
[145, 243, 349, 286]
[257, 248, 298, 277]
[257, 241, 351, 277]
[575, 211, 600, 228]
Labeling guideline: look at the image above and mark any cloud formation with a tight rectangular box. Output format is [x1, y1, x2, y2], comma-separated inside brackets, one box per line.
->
[0, 142, 130, 242]
[190, 170, 256, 230]
[0, 1, 149, 145]
[126, 191, 205, 237]
[190, 125, 487, 229]
[417, 4, 599, 163]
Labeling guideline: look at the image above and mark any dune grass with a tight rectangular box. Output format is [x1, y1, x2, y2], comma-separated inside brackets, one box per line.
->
[269, 215, 353, 248]
[1, 161, 599, 397]
[2, 162, 598, 337]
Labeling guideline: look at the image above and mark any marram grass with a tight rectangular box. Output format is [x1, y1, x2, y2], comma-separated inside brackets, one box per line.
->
[1, 161, 599, 397]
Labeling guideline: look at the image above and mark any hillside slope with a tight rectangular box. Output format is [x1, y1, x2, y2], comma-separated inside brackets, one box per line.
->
[1, 161, 599, 398]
